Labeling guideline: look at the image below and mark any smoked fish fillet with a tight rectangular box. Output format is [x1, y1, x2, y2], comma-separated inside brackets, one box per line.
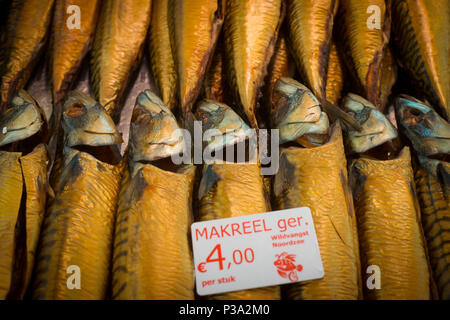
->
[51, 0, 100, 110]
[273, 124, 361, 299]
[148, 0, 177, 111]
[169, 0, 224, 122]
[391, 0, 449, 120]
[336, 0, 390, 110]
[90, 0, 152, 119]
[196, 101, 280, 300]
[112, 91, 195, 300]
[286, 0, 337, 102]
[415, 157, 450, 300]
[224, 0, 283, 128]
[32, 91, 123, 299]
[350, 148, 432, 299]
[0, 90, 49, 299]
[0, 0, 55, 110]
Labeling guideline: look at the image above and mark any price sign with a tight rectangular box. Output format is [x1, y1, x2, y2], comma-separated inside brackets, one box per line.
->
[191, 207, 324, 296]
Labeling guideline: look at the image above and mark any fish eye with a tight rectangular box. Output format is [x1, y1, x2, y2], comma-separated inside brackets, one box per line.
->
[65, 102, 86, 117]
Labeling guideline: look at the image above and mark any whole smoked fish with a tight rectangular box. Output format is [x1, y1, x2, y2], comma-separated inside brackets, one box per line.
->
[196, 100, 280, 300]
[271, 78, 361, 300]
[90, 0, 152, 119]
[112, 91, 195, 300]
[336, 0, 390, 110]
[148, 0, 177, 111]
[0, 90, 49, 299]
[325, 40, 344, 106]
[224, 0, 282, 128]
[343, 94, 431, 299]
[169, 0, 224, 123]
[391, 0, 449, 120]
[395, 95, 450, 299]
[0, 0, 55, 110]
[50, 0, 100, 111]
[32, 91, 123, 299]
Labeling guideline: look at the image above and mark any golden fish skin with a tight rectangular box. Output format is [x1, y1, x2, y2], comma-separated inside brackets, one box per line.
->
[377, 47, 397, 111]
[264, 32, 296, 117]
[336, 0, 390, 109]
[224, 0, 283, 128]
[202, 41, 225, 102]
[112, 164, 196, 300]
[286, 0, 337, 101]
[391, 0, 449, 120]
[198, 163, 280, 300]
[90, 0, 152, 119]
[51, 0, 100, 109]
[32, 149, 123, 299]
[350, 148, 431, 300]
[0, 0, 55, 110]
[325, 40, 344, 106]
[415, 157, 450, 300]
[169, 0, 224, 120]
[148, 0, 177, 111]
[273, 124, 361, 299]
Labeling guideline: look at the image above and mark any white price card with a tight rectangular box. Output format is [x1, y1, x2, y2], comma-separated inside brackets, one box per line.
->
[191, 207, 324, 296]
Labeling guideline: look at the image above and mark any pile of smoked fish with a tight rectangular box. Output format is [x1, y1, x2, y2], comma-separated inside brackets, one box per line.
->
[0, 0, 448, 300]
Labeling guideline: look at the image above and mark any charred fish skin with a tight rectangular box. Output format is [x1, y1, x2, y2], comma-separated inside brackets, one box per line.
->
[286, 0, 337, 102]
[224, 0, 283, 128]
[90, 0, 152, 119]
[0, 0, 55, 111]
[336, 0, 390, 109]
[414, 157, 450, 300]
[32, 91, 123, 300]
[112, 90, 195, 300]
[350, 148, 432, 300]
[169, 0, 224, 123]
[273, 124, 361, 300]
[51, 0, 101, 111]
[148, 0, 177, 111]
[195, 100, 280, 300]
[391, 0, 449, 120]
[0, 90, 49, 299]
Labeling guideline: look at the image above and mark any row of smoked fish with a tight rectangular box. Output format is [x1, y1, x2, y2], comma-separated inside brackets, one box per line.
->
[0, 0, 448, 300]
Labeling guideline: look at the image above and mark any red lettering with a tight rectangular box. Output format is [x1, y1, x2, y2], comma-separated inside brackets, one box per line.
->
[263, 219, 272, 231]
[288, 217, 296, 228]
[297, 216, 303, 226]
[220, 224, 230, 237]
[196, 228, 208, 241]
[209, 226, 220, 239]
[242, 221, 251, 234]
[231, 223, 241, 236]
[253, 219, 262, 232]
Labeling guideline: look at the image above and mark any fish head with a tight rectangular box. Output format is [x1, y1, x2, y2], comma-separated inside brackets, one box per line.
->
[62, 90, 122, 148]
[0, 90, 45, 147]
[195, 100, 253, 154]
[342, 93, 397, 154]
[271, 77, 329, 147]
[129, 90, 185, 163]
[395, 95, 450, 157]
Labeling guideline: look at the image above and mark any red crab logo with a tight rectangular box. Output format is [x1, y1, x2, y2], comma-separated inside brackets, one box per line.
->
[274, 252, 303, 282]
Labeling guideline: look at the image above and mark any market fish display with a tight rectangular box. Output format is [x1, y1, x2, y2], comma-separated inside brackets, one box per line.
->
[196, 100, 280, 300]
[50, 0, 100, 112]
[32, 91, 123, 299]
[90, 0, 152, 119]
[325, 40, 344, 106]
[271, 78, 361, 300]
[224, 0, 282, 128]
[391, 0, 449, 120]
[112, 91, 195, 300]
[0, 0, 55, 111]
[336, 0, 390, 110]
[286, 0, 337, 103]
[0, 90, 49, 299]
[340, 93, 397, 154]
[148, 0, 177, 111]
[395, 95, 450, 299]
[169, 0, 224, 124]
